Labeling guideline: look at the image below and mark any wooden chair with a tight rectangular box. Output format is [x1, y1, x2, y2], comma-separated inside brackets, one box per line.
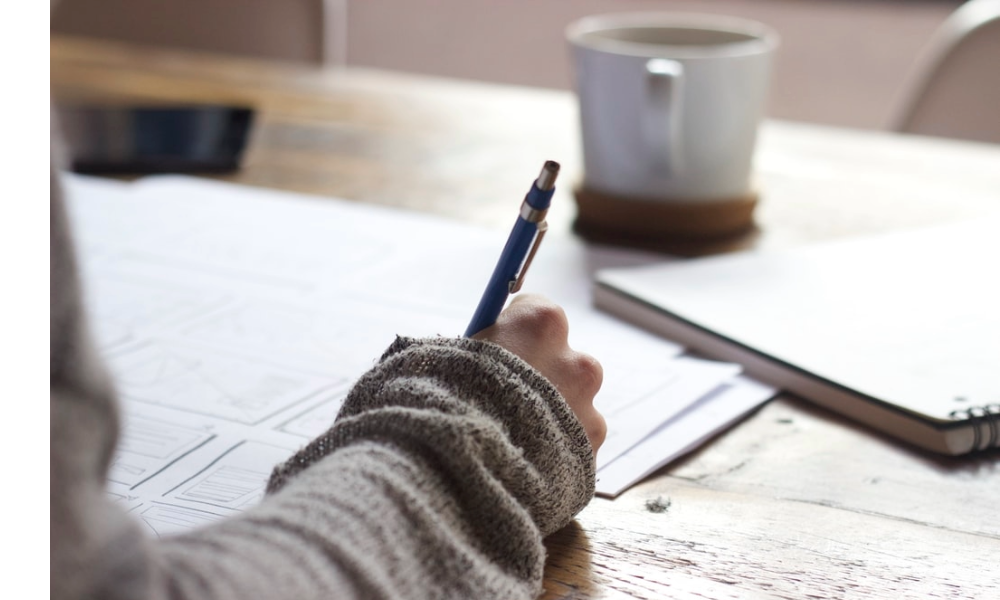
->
[890, 0, 1000, 144]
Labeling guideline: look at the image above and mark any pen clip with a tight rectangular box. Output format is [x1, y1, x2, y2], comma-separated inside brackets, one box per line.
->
[509, 220, 548, 293]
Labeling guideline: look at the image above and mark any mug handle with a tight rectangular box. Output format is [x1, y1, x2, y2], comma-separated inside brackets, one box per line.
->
[644, 58, 684, 176]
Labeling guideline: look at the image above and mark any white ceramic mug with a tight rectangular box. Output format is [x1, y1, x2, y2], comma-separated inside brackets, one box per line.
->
[567, 13, 778, 201]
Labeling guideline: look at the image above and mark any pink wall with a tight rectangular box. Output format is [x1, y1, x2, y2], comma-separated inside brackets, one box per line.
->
[345, 0, 957, 128]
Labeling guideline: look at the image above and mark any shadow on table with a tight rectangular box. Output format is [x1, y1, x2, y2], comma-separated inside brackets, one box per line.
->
[542, 519, 596, 600]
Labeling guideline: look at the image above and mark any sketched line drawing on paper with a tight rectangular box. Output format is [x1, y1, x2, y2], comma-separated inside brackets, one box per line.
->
[136, 503, 228, 538]
[166, 441, 295, 511]
[84, 274, 230, 351]
[276, 391, 349, 439]
[122, 217, 395, 288]
[106, 341, 338, 425]
[179, 295, 463, 373]
[108, 414, 215, 488]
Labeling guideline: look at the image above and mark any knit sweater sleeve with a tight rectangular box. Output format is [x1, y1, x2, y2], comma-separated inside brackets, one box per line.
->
[157, 336, 595, 600]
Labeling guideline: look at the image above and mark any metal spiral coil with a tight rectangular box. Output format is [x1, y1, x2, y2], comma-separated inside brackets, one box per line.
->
[949, 403, 1000, 451]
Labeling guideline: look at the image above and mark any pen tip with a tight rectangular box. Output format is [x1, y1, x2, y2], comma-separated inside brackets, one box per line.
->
[537, 160, 560, 191]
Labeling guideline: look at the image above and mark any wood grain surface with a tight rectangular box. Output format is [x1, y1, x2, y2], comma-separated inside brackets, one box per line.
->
[52, 36, 1000, 599]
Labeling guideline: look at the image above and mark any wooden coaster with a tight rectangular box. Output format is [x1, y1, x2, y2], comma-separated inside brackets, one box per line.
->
[573, 186, 760, 256]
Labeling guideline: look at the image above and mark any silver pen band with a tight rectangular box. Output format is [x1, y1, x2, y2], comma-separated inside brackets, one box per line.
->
[520, 201, 548, 223]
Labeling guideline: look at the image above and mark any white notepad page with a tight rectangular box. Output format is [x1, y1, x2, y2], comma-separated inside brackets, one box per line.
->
[597, 217, 1000, 424]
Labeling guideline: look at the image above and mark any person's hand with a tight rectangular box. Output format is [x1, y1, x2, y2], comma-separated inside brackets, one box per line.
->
[473, 294, 607, 453]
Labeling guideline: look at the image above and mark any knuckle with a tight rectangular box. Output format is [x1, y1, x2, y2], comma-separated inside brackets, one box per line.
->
[591, 415, 608, 448]
[526, 303, 569, 340]
[570, 352, 603, 396]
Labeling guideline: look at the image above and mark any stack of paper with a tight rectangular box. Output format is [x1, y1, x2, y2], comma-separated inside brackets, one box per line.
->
[64, 174, 775, 536]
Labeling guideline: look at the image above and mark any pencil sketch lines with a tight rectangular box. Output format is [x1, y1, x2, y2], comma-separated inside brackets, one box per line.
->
[108, 414, 215, 488]
[179, 466, 267, 506]
[276, 392, 348, 439]
[126, 220, 394, 289]
[137, 503, 227, 538]
[166, 441, 294, 511]
[106, 342, 337, 425]
[179, 296, 463, 374]
[83, 275, 229, 350]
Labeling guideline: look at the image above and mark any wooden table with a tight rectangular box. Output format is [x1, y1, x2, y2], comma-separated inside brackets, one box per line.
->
[52, 36, 1000, 599]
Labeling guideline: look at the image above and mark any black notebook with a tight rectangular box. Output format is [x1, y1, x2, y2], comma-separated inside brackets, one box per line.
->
[594, 218, 1000, 455]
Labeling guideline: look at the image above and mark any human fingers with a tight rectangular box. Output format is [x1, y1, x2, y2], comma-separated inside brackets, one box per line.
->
[474, 294, 606, 452]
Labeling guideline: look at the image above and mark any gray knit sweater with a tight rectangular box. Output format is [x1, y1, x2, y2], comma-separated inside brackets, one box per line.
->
[50, 165, 595, 599]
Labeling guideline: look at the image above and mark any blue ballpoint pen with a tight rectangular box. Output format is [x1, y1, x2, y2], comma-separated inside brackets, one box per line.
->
[464, 160, 560, 337]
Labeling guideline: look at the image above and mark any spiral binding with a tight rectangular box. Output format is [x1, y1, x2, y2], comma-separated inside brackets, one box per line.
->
[949, 403, 1000, 451]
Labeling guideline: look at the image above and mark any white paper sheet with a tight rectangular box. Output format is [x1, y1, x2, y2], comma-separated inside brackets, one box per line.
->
[595, 356, 742, 469]
[64, 174, 774, 532]
[596, 376, 777, 497]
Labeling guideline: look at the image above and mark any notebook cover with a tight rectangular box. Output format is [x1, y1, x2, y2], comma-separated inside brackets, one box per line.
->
[594, 218, 1000, 454]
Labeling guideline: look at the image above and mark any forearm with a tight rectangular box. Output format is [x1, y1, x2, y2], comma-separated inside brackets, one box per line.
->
[255, 336, 595, 598]
[162, 440, 538, 599]
[270, 336, 595, 537]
